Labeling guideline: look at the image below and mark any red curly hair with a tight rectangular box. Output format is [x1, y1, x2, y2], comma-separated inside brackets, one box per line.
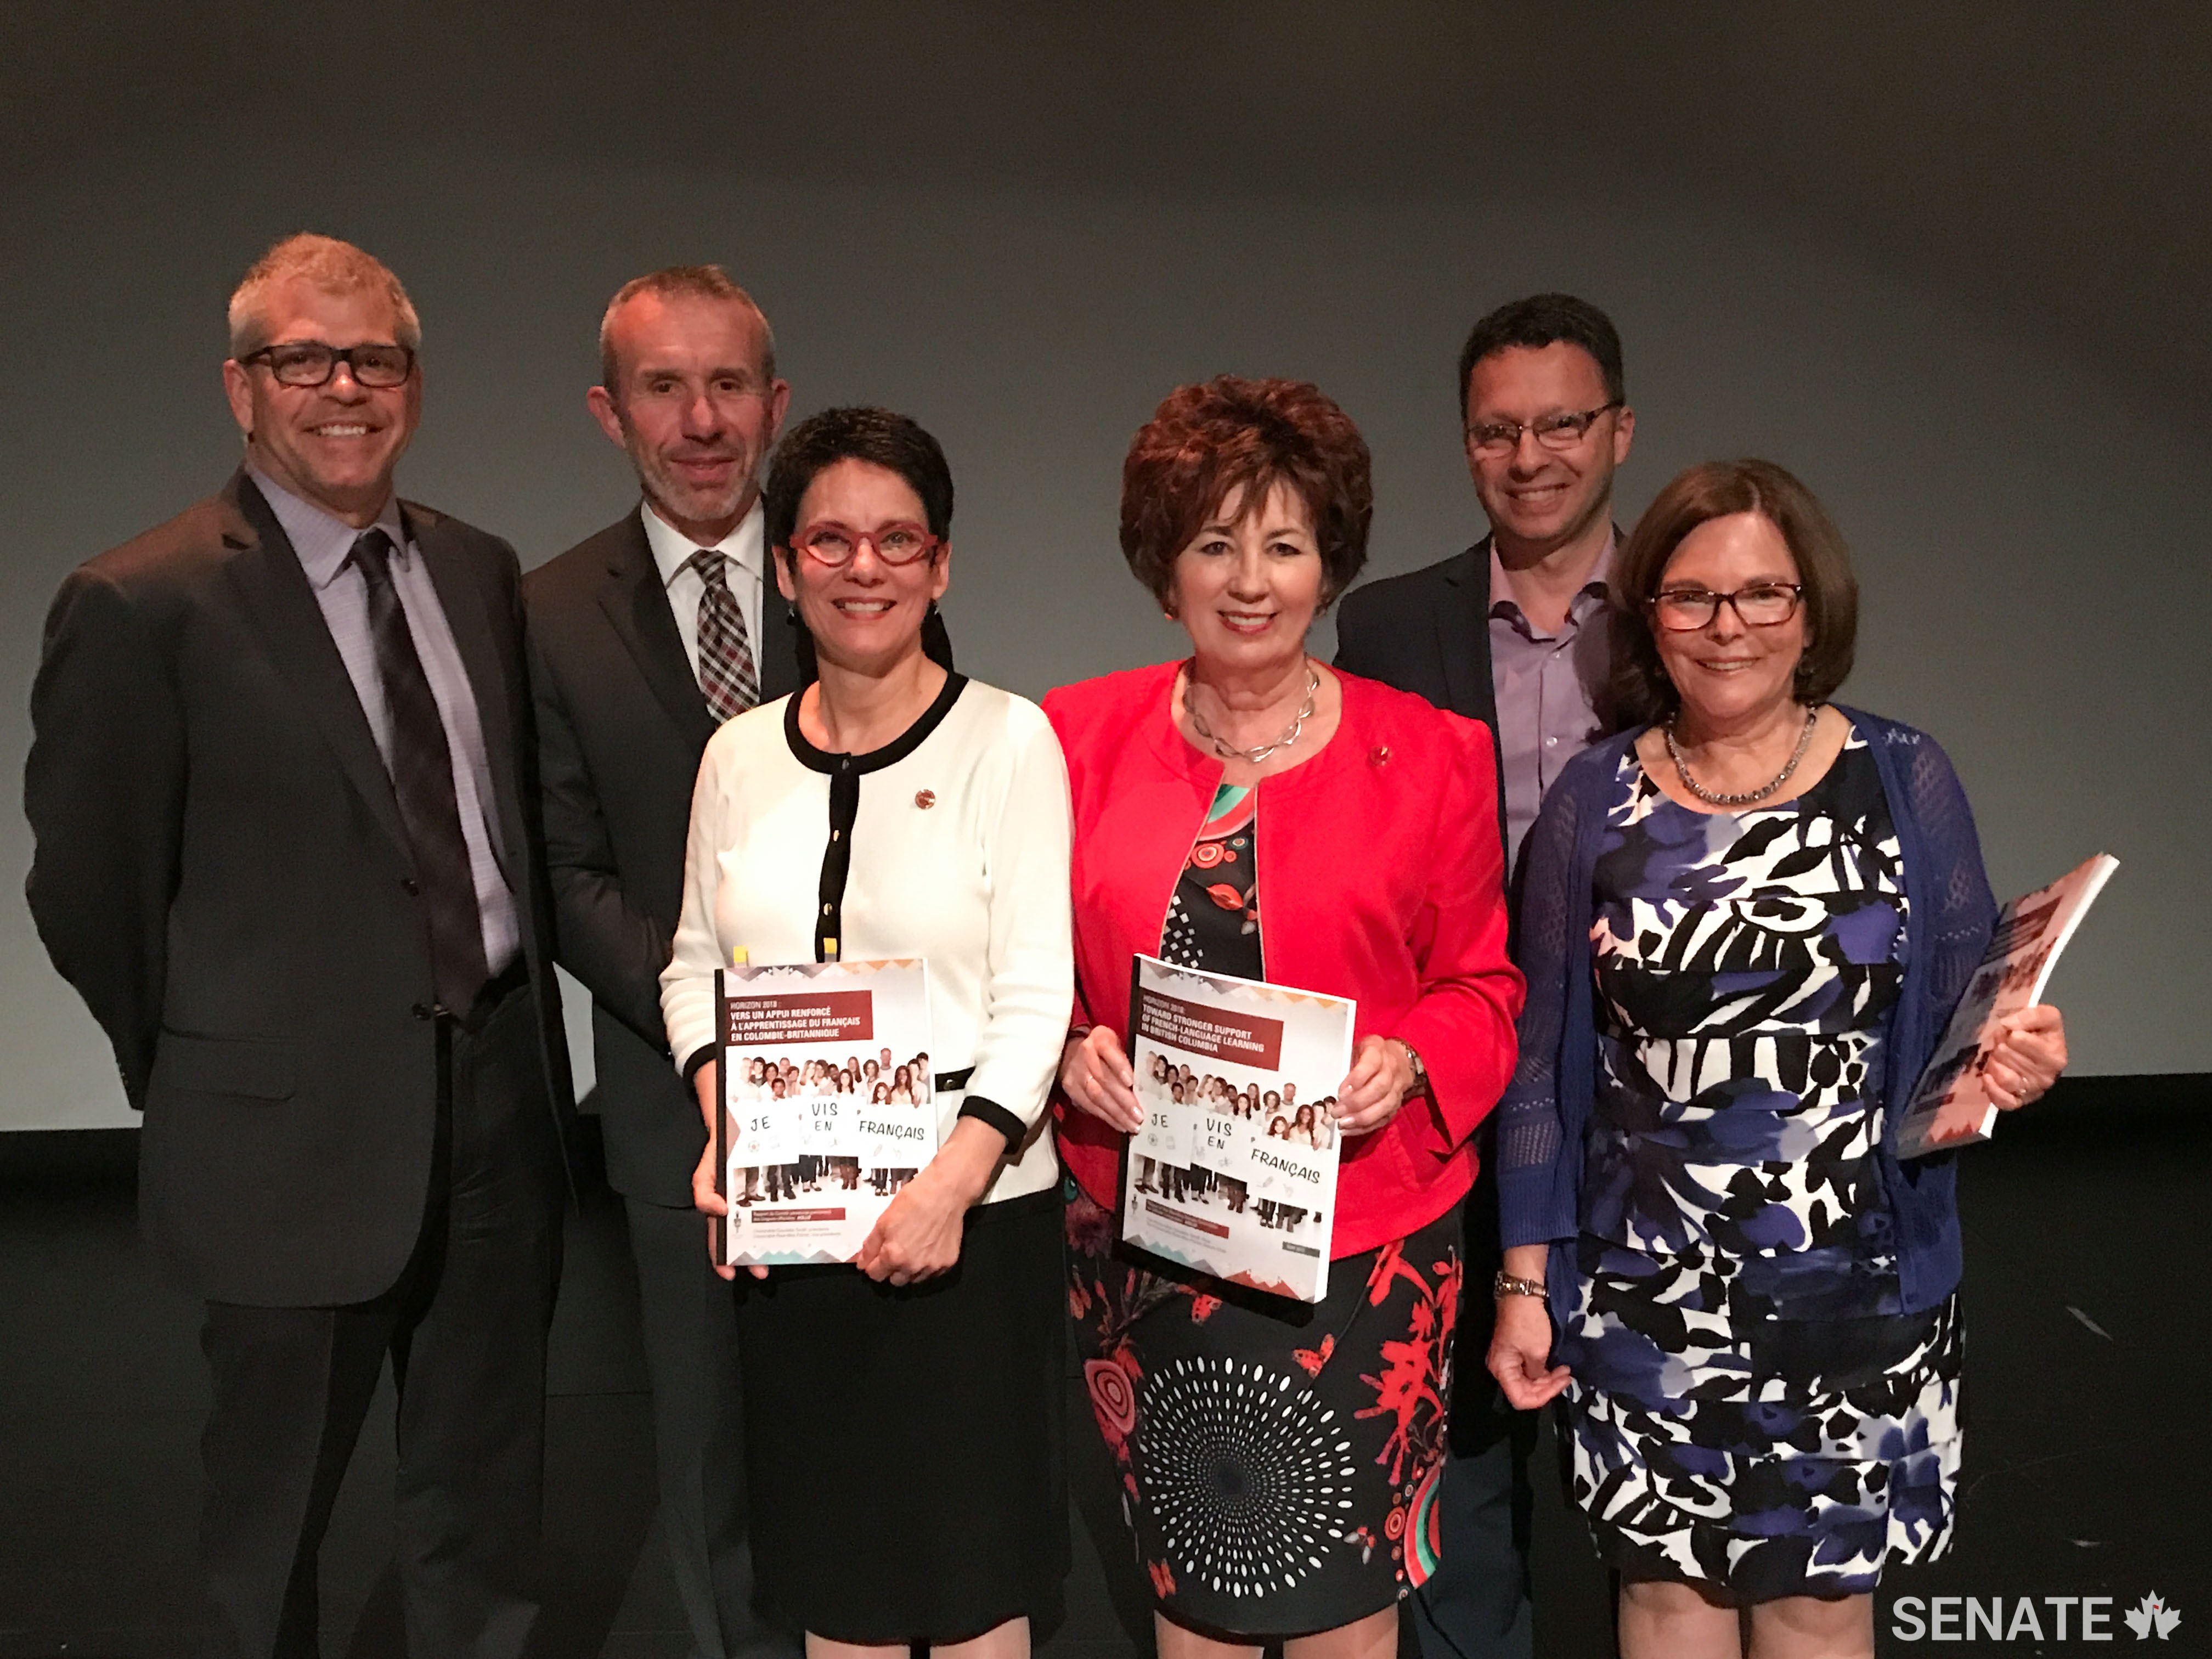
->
[1120, 375, 1373, 608]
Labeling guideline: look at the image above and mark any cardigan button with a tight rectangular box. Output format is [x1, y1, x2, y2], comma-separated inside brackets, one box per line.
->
[915, 789, 936, 809]
[1369, 746, 1391, 766]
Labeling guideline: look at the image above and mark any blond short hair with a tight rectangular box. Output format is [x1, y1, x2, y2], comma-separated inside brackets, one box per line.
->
[598, 265, 777, 392]
[228, 234, 421, 359]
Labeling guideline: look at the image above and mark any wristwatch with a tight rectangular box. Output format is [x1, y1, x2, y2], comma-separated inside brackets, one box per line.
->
[1392, 1038, 1430, 1099]
[1493, 1271, 1548, 1300]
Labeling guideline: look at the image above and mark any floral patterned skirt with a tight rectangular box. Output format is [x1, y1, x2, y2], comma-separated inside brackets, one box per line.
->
[1067, 1184, 1459, 1637]
[1559, 1233, 1963, 1601]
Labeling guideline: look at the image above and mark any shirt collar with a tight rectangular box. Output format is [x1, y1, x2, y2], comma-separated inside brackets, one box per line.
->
[1487, 527, 1617, 623]
[641, 496, 765, 591]
[248, 462, 406, 592]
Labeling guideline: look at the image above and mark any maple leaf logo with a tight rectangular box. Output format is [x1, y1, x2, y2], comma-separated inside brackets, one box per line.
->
[2124, 1592, 2181, 1640]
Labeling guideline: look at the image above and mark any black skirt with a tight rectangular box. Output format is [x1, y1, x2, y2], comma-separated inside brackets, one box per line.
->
[1068, 1188, 1462, 1638]
[735, 1186, 1070, 1643]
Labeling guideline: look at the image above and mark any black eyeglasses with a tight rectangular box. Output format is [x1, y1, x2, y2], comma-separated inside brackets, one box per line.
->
[1465, 401, 1622, 457]
[1648, 583, 1805, 631]
[240, 341, 416, 389]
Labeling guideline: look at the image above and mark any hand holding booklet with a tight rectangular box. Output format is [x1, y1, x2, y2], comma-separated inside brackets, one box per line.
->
[714, 958, 936, 1266]
[1893, 853, 2117, 1159]
[1119, 953, 1355, 1302]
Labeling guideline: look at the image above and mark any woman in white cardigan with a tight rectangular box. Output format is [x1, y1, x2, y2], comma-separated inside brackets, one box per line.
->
[661, 407, 1074, 1659]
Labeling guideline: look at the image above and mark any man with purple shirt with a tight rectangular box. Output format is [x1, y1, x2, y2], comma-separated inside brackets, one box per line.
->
[1335, 293, 1634, 1659]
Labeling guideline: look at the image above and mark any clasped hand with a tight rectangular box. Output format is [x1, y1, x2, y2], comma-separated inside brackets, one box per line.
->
[1059, 1025, 1417, 1137]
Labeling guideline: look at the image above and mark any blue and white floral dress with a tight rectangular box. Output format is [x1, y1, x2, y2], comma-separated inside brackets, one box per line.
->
[1558, 730, 1961, 1599]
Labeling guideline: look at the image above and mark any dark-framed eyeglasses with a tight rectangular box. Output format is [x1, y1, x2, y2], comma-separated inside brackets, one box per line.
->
[1648, 583, 1805, 631]
[239, 341, 417, 389]
[1465, 400, 1622, 458]
[788, 520, 941, 568]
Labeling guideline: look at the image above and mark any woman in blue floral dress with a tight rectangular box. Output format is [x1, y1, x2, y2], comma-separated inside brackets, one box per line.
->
[1490, 461, 2071, 1658]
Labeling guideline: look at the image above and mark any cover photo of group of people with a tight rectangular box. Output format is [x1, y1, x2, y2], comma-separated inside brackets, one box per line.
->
[725, 1046, 935, 1205]
[1131, 1050, 1335, 1239]
[1119, 954, 1355, 1300]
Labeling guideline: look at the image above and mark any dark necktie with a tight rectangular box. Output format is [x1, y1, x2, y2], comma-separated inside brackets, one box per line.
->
[690, 549, 759, 720]
[351, 529, 489, 1014]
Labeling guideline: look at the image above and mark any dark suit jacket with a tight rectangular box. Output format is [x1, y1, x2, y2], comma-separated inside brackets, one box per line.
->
[523, 508, 952, 1207]
[24, 471, 576, 1308]
[1335, 540, 1526, 936]
[1335, 541, 1503, 750]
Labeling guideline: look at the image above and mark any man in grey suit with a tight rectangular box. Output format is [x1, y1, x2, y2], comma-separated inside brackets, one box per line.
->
[524, 266, 949, 1658]
[26, 234, 574, 1657]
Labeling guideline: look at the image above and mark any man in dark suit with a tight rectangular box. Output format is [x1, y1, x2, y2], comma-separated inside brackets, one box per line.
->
[524, 266, 950, 1659]
[1335, 294, 1635, 1659]
[25, 234, 574, 1658]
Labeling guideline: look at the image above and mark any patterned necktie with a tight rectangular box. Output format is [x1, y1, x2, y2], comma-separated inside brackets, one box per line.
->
[690, 549, 759, 720]
[351, 529, 490, 1014]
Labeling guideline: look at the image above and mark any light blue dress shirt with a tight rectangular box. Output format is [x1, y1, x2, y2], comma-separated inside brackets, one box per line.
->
[249, 465, 521, 976]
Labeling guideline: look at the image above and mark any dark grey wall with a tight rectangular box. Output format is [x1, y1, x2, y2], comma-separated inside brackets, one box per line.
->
[5, 4, 2206, 1127]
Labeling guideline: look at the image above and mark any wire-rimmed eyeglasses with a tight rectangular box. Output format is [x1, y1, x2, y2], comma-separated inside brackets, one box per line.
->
[1465, 401, 1622, 458]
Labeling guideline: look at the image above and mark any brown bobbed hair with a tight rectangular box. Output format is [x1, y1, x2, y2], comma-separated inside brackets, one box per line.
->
[1608, 459, 1858, 727]
[1120, 376, 1372, 610]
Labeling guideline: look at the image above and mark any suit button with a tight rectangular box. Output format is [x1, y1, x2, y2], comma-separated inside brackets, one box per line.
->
[411, 1003, 434, 1021]
[400, 877, 421, 896]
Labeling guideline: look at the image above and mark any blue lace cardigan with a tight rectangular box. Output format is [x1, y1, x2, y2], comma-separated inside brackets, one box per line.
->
[1497, 707, 1999, 1324]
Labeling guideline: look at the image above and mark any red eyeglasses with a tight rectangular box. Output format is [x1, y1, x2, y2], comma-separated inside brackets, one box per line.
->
[788, 520, 941, 567]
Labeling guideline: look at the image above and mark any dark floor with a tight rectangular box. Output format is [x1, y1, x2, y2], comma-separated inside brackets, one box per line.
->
[2, 1076, 2204, 1658]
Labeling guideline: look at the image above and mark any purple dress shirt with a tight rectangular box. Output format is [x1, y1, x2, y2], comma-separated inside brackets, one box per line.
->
[1488, 533, 1615, 868]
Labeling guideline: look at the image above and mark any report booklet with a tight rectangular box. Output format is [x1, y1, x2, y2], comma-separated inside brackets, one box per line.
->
[1893, 852, 2118, 1159]
[713, 958, 936, 1266]
[1119, 952, 1356, 1302]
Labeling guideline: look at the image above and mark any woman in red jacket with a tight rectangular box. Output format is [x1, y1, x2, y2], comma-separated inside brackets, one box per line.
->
[1046, 377, 1524, 1659]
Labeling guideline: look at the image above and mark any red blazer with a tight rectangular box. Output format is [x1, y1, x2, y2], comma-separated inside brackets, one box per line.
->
[1043, 660, 1524, 1259]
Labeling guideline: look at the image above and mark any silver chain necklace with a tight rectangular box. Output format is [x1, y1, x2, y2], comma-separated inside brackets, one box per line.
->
[1665, 704, 1821, 806]
[1184, 664, 1319, 765]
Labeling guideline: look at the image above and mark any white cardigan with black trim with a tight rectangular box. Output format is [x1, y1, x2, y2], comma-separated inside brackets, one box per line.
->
[661, 673, 1075, 1205]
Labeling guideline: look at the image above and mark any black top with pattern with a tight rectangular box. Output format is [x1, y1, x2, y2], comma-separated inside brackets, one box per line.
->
[1159, 781, 1261, 979]
[1583, 734, 1910, 1321]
